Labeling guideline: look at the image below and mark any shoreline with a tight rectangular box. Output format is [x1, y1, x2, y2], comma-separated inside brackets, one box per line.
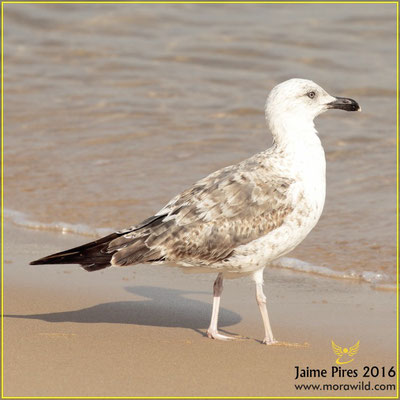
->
[3, 222, 397, 397]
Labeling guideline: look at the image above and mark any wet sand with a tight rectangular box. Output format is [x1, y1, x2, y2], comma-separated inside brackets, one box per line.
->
[3, 222, 397, 397]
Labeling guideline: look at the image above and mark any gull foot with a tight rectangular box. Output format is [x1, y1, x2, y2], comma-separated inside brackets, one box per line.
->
[262, 337, 278, 345]
[207, 330, 239, 341]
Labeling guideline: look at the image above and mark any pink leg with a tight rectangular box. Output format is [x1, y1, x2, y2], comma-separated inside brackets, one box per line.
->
[207, 273, 236, 341]
[253, 269, 277, 345]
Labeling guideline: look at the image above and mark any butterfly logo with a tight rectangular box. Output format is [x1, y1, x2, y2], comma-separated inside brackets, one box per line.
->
[331, 340, 360, 365]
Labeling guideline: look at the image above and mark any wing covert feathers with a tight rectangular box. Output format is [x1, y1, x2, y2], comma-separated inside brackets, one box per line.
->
[110, 151, 294, 267]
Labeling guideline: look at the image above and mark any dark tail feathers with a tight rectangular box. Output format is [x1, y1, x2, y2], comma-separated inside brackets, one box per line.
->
[29, 232, 125, 272]
[29, 214, 168, 272]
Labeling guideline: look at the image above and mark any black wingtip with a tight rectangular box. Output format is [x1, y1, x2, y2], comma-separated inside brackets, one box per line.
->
[29, 257, 58, 265]
[30, 257, 51, 265]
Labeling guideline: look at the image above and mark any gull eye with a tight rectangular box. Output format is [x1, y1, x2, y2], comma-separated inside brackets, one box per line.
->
[307, 91, 316, 99]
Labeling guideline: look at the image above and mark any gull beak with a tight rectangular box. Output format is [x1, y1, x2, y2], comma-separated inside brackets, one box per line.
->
[327, 96, 361, 112]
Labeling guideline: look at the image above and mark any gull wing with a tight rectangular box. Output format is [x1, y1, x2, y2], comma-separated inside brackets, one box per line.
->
[110, 151, 295, 267]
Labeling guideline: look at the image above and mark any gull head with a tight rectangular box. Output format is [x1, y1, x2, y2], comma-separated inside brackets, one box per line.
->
[265, 79, 360, 136]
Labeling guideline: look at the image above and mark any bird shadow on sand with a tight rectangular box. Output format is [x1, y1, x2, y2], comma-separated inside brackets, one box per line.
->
[4, 286, 242, 337]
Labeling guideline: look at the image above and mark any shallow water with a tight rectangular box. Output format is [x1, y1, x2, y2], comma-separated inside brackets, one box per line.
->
[3, 3, 397, 285]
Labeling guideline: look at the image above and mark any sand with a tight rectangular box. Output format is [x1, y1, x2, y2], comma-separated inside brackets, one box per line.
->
[2, 222, 397, 397]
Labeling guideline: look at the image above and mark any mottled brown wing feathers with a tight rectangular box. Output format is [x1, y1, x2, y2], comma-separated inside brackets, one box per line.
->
[110, 153, 294, 267]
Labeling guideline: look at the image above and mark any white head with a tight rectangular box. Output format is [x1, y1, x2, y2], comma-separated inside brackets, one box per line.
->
[265, 78, 360, 142]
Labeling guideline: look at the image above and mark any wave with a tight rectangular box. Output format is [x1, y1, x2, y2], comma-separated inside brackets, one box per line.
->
[3, 208, 113, 238]
[271, 257, 396, 290]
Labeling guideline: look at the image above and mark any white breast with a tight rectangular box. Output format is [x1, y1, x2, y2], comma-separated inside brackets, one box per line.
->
[225, 137, 326, 273]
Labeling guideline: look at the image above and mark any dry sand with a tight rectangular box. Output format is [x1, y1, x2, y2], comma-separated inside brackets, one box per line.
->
[2, 222, 397, 397]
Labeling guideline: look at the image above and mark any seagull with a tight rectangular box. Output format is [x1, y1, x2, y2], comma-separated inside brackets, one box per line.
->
[30, 79, 360, 344]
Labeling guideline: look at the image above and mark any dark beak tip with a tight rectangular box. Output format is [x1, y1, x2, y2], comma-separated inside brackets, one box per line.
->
[347, 103, 361, 112]
[328, 96, 361, 112]
[349, 102, 362, 112]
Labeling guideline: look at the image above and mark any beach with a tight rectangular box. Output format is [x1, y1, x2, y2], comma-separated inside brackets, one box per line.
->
[3, 221, 397, 397]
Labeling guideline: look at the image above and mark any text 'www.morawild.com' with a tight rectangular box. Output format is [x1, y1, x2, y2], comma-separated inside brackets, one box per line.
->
[294, 381, 396, 391]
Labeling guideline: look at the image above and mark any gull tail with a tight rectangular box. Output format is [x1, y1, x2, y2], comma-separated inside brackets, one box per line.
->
[29, 232, 124, 272]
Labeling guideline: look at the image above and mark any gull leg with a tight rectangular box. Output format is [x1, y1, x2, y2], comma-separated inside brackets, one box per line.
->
[207, 273, 236, 341]
[253, 269, 277, 345]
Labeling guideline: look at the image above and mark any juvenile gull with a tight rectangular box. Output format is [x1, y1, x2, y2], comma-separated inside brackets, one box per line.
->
[30, 79, 360, 344]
